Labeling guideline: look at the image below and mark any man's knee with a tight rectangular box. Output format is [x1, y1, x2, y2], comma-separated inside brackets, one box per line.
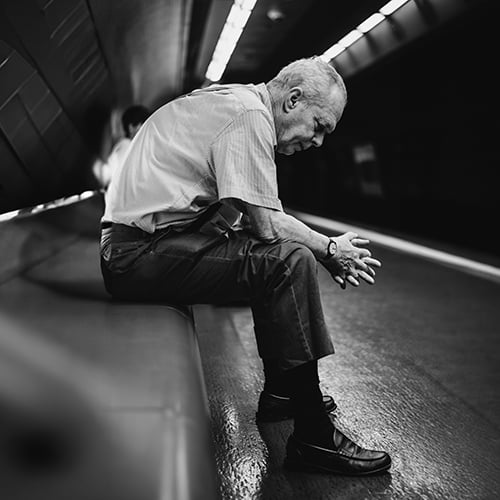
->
[281, 242, 316, 268]
[271, 242, 317, 281]
[250, 241, 318, 294]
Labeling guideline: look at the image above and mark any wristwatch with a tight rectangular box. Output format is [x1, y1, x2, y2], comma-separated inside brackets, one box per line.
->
[325, 237, 337, 259]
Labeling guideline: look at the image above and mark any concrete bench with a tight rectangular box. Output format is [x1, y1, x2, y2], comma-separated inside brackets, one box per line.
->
[0, 193, 219, 500]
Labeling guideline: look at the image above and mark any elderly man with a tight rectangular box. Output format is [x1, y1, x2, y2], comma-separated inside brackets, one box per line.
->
[100, 57, 391, 475]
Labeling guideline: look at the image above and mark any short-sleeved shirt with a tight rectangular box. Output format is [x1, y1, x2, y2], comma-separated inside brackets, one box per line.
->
[102, 83, 283, 233]
[95, 137, 131, 188]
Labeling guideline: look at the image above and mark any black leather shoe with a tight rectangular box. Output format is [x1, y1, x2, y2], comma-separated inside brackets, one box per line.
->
[284, 427, 391, 475]
[256, 391, 337, 422]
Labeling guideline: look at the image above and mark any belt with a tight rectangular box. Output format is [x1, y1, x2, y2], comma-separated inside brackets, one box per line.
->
[101, 221, 149, 238]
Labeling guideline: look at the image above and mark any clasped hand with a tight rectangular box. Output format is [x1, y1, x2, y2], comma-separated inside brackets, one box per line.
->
[321, 231, 382, 289]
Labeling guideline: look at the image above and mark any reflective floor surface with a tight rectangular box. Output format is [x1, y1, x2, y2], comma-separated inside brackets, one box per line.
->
[194, 243, 500, 500]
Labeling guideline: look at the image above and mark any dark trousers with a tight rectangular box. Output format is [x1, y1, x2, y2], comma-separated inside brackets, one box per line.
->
[100, 224, 334, 371]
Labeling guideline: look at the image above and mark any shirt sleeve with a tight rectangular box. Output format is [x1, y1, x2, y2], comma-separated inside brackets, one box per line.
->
[210, 109, 283, 211]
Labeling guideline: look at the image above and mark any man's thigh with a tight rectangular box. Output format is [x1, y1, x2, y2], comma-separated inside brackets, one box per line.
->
[113, 229, 262, 303]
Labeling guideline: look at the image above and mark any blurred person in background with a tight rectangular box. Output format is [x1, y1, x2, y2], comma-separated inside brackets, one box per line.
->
[93, 105, 150, 189]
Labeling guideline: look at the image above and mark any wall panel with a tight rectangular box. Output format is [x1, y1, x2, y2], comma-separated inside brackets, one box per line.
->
[0, 40, 92, 211]
[0, 140, 36, 212]
[0, 0, 114, 212]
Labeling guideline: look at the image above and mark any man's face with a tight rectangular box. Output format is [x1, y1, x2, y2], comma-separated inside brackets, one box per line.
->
[275, 86, 345, 156]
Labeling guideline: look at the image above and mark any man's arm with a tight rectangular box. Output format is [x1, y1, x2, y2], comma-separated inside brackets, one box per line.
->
[245, 202, 329, 257]
[239, 202, 381, 289]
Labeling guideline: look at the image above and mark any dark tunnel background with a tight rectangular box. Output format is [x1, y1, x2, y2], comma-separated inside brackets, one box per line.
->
[0, 0, 498, 256]
[275, 4, 499, 256]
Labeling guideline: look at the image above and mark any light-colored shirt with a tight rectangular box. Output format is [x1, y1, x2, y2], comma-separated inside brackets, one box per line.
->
[93, 137, 132, 188]
[102, 83, 283, 233]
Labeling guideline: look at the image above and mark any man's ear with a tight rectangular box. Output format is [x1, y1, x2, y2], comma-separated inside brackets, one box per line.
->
[283, 87, 303, 113]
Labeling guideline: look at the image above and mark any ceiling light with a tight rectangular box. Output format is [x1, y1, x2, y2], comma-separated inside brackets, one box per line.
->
[357, 12, 385, 33]
[380, 0, 410, 16]
[0, 209, 20, 222]
[337, 30, 363, 48]
[227, 6, 252, 27]
[321, 1, 412, 62]
[319, 44, 346, 62]
[267, 7, 285, 22]
[235, 0, 258, 9]
[205, 0, 258, 82]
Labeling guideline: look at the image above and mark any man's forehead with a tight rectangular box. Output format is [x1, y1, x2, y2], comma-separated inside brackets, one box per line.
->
[316, 107, 339, 133]
[322, 88, 346, 130]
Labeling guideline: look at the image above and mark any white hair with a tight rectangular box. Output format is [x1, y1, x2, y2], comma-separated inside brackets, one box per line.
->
[267, 56, 347, 108]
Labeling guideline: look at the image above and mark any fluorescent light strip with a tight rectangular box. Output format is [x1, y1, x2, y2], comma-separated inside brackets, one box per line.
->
[0, 190, 101, 224]
[357, 12, 385, 33]
[320, 44, 346, 62]
[0, 209, 20, 223]
[321, 0, 411, 62]
[337, 30, 363, 48]
[205, 0, 258, 82]
[380, 0, 410, 16]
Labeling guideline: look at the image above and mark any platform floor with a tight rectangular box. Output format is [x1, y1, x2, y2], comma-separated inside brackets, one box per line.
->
[194, 242, 500, 500]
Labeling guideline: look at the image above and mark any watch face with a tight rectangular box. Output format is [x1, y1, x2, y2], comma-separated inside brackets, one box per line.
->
[328, 240, 335, 256]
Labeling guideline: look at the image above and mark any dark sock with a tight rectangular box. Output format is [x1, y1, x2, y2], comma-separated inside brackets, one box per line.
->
[285, 360, 335, 446]
[262, 358, 290, 397]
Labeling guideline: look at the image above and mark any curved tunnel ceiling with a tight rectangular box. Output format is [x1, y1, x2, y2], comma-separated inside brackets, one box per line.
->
[2, 0, 487, 107]
[193, 0, 492, 84]
[2, 0, 491, 110]
[86, 0, 492, 104]
[0, 0, 495, 214]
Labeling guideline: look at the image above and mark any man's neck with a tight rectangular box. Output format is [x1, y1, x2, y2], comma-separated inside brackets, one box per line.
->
[265, 83, 281, 139]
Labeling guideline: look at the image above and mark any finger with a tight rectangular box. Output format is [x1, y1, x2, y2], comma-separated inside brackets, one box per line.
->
[346, 232, 359, 240]
[346, 275, 360, 286]
[357, 248, 372, 258]
[346, 267, 358, 278]
[365, 265, 376, 276]
[334, 276, 346, 289]
[363, 257, 382, 268]
[355, 260, 376, 276]
[354, 258, 369, 272]
[358, 270, 375, 284]
[351, 238, 370, 246]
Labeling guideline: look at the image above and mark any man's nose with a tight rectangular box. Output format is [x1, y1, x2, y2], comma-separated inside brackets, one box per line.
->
[312, 133, 324, 148]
